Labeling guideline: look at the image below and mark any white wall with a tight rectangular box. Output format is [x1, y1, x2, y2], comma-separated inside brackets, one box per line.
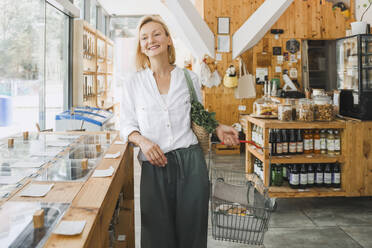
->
[355, 0, 372, 24]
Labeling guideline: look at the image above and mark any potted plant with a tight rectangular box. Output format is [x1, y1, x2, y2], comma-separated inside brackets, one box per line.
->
[351, 0, 372, 35]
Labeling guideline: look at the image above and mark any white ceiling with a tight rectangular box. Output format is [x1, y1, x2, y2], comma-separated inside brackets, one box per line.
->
[98, 0, 181, 16]
[99, 0, 211, 59]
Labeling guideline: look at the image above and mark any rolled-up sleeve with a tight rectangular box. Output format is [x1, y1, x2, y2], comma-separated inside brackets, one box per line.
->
[120, 77, 139, 143]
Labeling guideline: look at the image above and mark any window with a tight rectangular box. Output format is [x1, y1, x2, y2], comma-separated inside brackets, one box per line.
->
[45, 4, 70, 129]
[90, 0, 97, 28]
[0, 0, 45, 137]
[105, 16, 110, 36]
[0, 0, 70, 137]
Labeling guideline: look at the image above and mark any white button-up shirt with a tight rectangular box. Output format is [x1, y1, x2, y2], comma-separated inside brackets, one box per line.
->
[120, 66, 202, 161]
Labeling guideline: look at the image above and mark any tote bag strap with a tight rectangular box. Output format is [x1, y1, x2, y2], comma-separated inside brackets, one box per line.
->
[183, 68, 198, 102]
[239, 58, 243, 77]
[239, 58, 248, 77]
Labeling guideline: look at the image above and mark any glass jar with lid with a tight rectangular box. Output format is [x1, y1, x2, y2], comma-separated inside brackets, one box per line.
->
[313, 95, 334, 121]
[296, 98, 314, 121]
[287, 98, 297, 120]
[312, 88, 326, 97]
[253, 97, 279, 117]
[278, 104, 293, 121]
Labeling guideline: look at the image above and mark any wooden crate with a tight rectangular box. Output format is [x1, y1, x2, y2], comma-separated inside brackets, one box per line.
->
[215, 144, 240, 155]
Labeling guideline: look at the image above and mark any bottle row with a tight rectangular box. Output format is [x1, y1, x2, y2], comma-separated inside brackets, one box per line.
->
[271, 163, 341, 189]
[251, 125, 341, 156]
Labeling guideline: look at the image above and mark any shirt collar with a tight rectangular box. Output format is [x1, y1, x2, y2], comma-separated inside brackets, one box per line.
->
[146, 65, 178, 75]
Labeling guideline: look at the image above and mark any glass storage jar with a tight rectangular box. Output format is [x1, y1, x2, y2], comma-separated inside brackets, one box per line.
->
[278, 104, 293, 121]
[285, 98, 298, 120]
[313, 95, 334, 121]
[253, 97, 279, 117]
[312, 88, 326, 97]
[296, 98, 314, 121]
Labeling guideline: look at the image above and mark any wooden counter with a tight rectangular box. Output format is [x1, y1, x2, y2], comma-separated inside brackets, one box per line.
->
[4, 132, 134, 248]
[241, 115, 372, 198]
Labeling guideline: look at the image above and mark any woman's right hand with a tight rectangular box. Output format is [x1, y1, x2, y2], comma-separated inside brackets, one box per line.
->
[138, 137, 168, 167]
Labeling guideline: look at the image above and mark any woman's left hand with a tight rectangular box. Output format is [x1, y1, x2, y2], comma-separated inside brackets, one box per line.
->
[216, 124, 240, 146]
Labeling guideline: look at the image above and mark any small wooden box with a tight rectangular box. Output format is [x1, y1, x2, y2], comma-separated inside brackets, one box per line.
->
[215, 144, 240, 155]
[23, 131, 29, 140]
[96, 144, 101, 153]
[8, 138, 14, 148]
[81, 159, 88, 170]
[33, 209, 45, 229]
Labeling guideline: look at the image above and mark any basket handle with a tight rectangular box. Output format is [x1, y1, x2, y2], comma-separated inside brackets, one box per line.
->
[246, 173, 268, 197]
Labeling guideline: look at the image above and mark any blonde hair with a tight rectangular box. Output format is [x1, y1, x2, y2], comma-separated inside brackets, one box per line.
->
[135, 15, 176, 71]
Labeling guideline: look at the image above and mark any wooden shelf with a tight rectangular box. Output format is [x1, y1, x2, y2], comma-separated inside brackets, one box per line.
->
[84, 94, 96, 98]
[83, 52, 96, 58]
[96, 31, 106, 41]
[247, 144, 264, 161]
[244, 115, 346, 129]
[83, 71, 96, 75]
[83, 24, 96, 34]
[269, 154, 344, 164]
[269, 185, 346, 198]
[244, 175, 346, 198]
[248, 144, 343, 163]
[73, 19, 115, 109]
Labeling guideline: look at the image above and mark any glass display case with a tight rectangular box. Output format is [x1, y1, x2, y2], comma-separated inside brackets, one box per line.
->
[0, 132, 116, 199]
[0, 201, 69, 248]
[336, 34, 372, 120]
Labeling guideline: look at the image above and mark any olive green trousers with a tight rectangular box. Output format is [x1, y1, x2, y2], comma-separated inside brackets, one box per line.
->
[140, 144, 209, 248]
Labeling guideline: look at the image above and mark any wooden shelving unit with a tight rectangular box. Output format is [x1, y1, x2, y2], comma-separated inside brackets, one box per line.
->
[243, 115, 348, 198]
[73, 20, 115, 109]
[269, 184, 346, 198]
[247, 145, 344, 164]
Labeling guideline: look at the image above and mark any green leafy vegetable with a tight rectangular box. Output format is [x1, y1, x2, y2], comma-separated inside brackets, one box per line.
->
[190, 100, 219, 133]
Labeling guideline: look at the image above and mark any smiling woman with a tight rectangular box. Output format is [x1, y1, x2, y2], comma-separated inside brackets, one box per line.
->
[120, 15, 239, 248]
[135, 16, 176, 71]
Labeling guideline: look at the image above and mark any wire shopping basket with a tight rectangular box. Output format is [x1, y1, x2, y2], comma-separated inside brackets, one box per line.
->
[209, 148, 275, 246]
